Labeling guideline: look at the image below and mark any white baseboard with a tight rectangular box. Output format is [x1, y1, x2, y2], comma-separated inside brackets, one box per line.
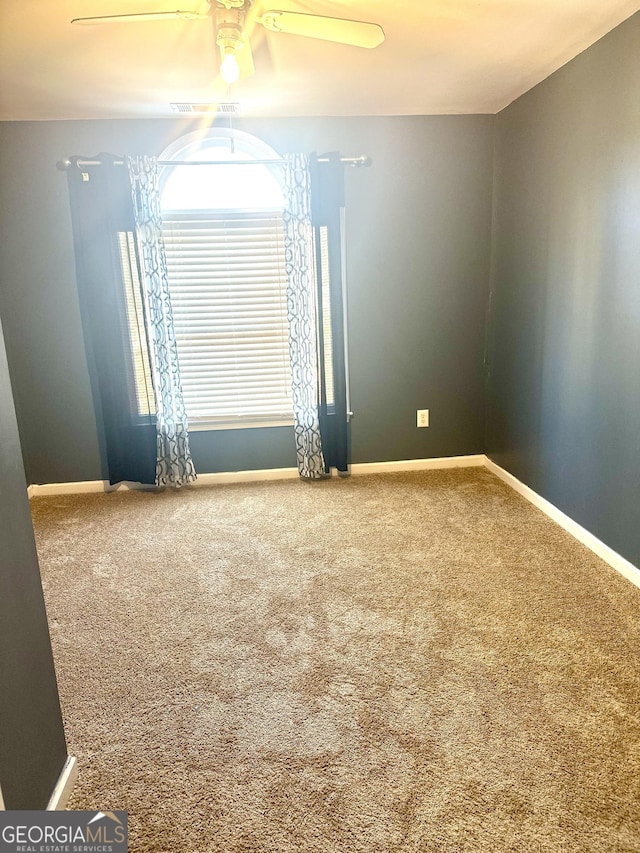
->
[29, 479, 108, 497]
[27, 454, 485, 498]
[47, 756, 78, 811]
[28, 479, 168, 497]
[350, 455, 485, 475]
[193, 459, 483, 483]
[193, 467, 299, 486]
[27, 471, 301, 498]
[484, 457, 640, 590]
[26, 456, 486, 497]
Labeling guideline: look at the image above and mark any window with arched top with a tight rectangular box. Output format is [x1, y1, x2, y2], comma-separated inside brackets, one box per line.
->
[160, 129, 284, 211]
[158, 129, 293, 428]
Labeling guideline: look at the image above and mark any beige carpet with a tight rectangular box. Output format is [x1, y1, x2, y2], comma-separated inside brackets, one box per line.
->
[31, 468, 640, 852]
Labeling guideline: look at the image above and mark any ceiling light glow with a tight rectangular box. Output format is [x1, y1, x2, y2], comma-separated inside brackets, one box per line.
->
[220, 49, 240, 84]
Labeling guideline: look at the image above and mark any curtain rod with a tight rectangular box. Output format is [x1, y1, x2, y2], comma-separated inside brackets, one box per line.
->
[57, 155, 371, 170]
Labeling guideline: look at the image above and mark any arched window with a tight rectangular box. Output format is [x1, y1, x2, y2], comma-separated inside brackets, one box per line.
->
[160, 129, 284, 211]
[158, 129, 293, 428]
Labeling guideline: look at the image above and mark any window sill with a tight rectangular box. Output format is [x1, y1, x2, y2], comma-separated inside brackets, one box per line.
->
[188, 417, 294, 432]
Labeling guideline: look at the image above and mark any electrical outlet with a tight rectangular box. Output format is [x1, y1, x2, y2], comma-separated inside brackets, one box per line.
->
[417, 409, 429, 428]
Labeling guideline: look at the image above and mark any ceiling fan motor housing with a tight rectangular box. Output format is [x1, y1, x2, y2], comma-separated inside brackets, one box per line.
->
[217, 22, 244, 52]
[215, 0, 250, 52]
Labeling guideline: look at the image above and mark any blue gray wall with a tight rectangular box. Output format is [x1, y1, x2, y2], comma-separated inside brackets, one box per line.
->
[486, 12, 640, 567]
[0, 313, 68, 809]
[0, 115, 494, 484]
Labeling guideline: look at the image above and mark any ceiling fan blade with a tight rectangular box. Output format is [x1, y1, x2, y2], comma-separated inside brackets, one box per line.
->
[257, 12, 384, 49]
[71, 10, 209, 25]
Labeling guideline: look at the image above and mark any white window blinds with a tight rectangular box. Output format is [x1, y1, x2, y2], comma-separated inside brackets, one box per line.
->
[318, 225, 335, 409]
[161, 210, 293, 426]
[118, 231, 155, 417]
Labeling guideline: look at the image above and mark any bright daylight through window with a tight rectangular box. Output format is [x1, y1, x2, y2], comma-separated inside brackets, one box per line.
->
[156, 129, 293, 429]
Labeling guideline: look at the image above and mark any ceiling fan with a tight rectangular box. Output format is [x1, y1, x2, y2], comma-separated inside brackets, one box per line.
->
[70, 0, 385, 84]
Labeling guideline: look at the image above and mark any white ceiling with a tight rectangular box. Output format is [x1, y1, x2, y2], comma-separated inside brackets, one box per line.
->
[0, 1, 638, 121]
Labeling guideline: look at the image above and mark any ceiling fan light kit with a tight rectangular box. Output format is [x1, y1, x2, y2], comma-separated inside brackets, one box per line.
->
[215, 3, 248, 83]
[220, 48, 241, 83]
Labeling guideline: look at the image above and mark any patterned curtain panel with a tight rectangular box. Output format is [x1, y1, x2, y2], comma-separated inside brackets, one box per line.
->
[127, 156, 197, 488]
[282, 154, 327, 480]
